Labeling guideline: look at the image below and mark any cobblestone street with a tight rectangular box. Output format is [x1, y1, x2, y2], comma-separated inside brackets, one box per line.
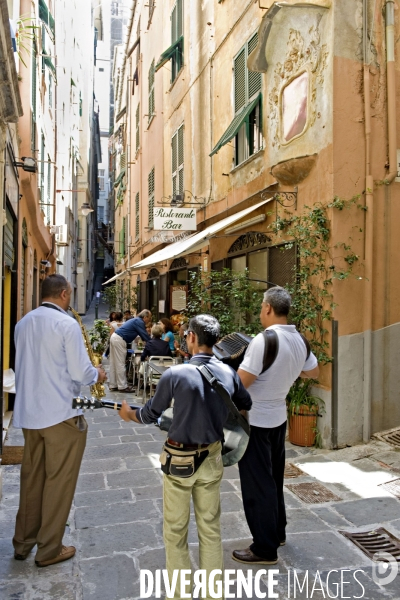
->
[1, 301, 400, 599]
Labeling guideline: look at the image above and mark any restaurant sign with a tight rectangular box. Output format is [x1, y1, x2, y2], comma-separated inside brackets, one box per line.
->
[154, 207, 196, 231]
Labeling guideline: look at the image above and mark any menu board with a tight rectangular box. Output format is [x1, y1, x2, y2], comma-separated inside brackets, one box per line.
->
[170, 285, 187, 312]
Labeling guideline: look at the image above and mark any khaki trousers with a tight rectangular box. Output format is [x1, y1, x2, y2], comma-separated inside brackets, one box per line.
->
[109, 332, 128, 389]
[13, 416, 87, 562]
[163, 441, 224, 600]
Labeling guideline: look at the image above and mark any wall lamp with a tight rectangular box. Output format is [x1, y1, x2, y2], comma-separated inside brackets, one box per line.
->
[13, 157, 37, 173]
[40, 260, 52, 268]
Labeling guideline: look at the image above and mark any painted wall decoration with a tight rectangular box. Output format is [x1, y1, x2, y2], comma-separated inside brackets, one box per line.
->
[268, 20, 328, 148]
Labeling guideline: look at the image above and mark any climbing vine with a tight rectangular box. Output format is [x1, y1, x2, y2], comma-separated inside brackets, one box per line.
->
[267, 195, 365, 363]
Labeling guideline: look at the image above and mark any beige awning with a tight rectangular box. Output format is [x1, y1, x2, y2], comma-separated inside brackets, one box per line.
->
[129, 197, 274, 271]
[102, 270, 128, 286]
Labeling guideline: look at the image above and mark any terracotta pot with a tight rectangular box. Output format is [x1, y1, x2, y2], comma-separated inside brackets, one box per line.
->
[288, 405, 318, 447]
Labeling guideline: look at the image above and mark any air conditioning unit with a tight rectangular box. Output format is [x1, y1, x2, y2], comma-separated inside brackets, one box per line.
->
[55, 224, 69, 246]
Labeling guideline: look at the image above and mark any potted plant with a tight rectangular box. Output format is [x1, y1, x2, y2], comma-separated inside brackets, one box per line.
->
[88, 320, 110, 359]
[287, 379, 325, 447]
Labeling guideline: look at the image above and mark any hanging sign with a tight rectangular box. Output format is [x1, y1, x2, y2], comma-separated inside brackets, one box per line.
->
[154, 207, 196, 231]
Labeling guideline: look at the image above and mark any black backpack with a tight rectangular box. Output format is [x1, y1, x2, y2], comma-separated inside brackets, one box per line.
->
[261, 329, 311, 373]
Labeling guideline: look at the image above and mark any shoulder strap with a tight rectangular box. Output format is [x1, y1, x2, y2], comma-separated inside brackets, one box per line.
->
[192, 362, 250, 437]
[299, 333, 311, 360]
[261, 329, 279, 373]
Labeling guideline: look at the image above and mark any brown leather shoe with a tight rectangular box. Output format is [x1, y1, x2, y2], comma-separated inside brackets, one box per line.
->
[118, 386, 135, 393]
[14, 552, 28, 560]
[35, 545, 76, 567]
[232, 547, 278, 565]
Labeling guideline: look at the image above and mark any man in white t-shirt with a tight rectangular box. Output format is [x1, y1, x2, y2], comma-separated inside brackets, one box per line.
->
[232, 286, 319, 565]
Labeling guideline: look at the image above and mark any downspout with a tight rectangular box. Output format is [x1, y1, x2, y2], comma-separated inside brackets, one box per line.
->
[363, 0, 374, 442]
[384, 0, 397, 184]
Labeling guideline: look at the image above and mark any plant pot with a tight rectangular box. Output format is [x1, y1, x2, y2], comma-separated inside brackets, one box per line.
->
[288, 405, 318, 447]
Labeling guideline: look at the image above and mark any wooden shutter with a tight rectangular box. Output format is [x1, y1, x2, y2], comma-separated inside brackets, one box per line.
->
[177, 0, 183, 38]
[135, 192, 140, 240]
[4, 207, 14, 268]
[20, 246, 26, 318]
[136, 103, 140, 151]
[46, 159, 51, 224]
[148, 167, 155, 226]
[31, 42, 37, 152]
[148, 59, 155, 123]
[234, 48, 246, 114]
[172, 124, 184, 196]
[247, 33, 261, 100]
[171, 3, 177, 43]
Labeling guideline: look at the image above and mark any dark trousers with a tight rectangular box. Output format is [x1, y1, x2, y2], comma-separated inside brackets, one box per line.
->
[238, 421, 287, 559]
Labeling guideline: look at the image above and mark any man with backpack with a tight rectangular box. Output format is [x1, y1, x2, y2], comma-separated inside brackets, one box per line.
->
[232, 286, 319, 566]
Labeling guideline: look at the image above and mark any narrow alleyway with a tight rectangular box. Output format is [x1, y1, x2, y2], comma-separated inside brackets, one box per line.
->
[1, 300, 400, 599]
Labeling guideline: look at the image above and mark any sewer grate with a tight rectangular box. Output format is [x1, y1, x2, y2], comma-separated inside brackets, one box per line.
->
[377, 428, 400, 448]
[378, 478, 400, 499]
[284, 463, 304, 478]
[285, 482, 341, 503]
[340, 528, 400, 562]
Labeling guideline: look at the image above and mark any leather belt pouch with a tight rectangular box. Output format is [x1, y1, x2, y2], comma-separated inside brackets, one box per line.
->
[159, 445, 209, 478]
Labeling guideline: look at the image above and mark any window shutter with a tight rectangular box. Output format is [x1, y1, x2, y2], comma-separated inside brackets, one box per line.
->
[171, 4, 177, 43]
[172, 131, 178, 196]
[177, 0, 183, 38]
[148, 59, 155, 123]
[148, 167, 155, 227]
[247, 33, 261, 100]
[135, 192, 140, 239]
[46, 160, 51, 224]
[31, 42, 37, 152]
[234, 49, 246, 114]
[40, 135, 45, 205]
[136, 103, 140, 151]
[122, 216, 127, 255]
[177, 124, 184, 194]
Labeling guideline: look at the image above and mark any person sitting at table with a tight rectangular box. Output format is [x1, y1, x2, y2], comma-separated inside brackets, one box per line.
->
[141, 324, 172, 362]
[159, 318, 175, 352]
[174, 323, 192, 359]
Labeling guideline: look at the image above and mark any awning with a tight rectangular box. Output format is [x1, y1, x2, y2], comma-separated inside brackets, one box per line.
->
[129, 197, 273, 271]
[210, 93, 261, 157]
[155, 36, 183, 72]
[102, 270, 128, 286]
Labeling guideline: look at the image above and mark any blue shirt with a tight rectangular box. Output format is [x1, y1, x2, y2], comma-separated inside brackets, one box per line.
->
[162, 331, 175, 351]
[13, 304, 99, 429]
[115, 317, 151, 344]
[137, 353, 252, 445]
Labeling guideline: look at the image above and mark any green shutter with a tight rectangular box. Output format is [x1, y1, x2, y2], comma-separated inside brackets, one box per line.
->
[210, 93, 261, 156]
[148, 59, 155, 123]
[136, 103, 140, 151]
[46, 160, 51, 224]
[248, 33, 261, 100]
[135, 192, 140, 239]
[148, 167, 155, 226]
[234, 49, 246, 114]
[31, 42, 37, 152]
[171, 4, 177, 43]
[177, 0, 183, 38]
[155, 37, 183, 72]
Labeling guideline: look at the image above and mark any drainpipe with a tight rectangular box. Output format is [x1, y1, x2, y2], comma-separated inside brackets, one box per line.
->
[384, 0, 397, 184]
[362, 0, 374, 442]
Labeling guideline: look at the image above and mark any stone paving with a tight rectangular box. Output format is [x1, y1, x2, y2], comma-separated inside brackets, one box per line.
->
[1, 299, 400, 599]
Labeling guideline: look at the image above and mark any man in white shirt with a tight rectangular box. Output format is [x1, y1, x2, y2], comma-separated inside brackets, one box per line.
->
[232, 286, 319, 565]
[12, 274, 107, 567]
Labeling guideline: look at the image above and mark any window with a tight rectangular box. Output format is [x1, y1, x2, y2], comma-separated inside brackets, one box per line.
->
[98, 169, 105, 191]
[136, 103, 140, 152]
[40, 134, 45, 207]
[46, 158, 51, 225]
[148, 0, 155, 27]
[99, 67, 104, 72]
[148, 59, 155, 125]
[48, 73, 52, 108]
[172, 124, 184, 198]
[234, 33, 262, 165]
[210, 32, 262, 162]
[98, 206, 104, 222]
[155, 0, 183, 84]
[148, 167, 155, 227]
[135, 192, 140, 240]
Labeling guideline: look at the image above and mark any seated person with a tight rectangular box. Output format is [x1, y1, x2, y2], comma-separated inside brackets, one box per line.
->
[141, 324, 172, 362]
[174, 323, 192, 359]
[159, 318, 175, 352]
